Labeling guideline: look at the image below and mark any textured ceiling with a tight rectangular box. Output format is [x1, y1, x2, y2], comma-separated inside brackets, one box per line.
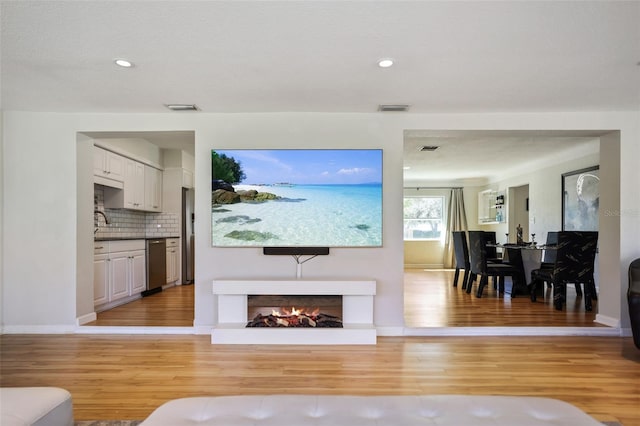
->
[2, 1, 639, 113]
[403, 130, 601, 185]
[2, 1, 637, 182]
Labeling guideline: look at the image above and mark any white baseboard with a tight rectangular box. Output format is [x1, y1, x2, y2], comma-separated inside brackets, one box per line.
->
[402, 326, 622, 337]
[76, 312, 97, 326]
[595, 314, 620, 328]
[194, 325, 214, 335]
[0, 324, 624, 339]
[1, 325, 76, 334]
[620, 327, 633, 337]
[376, 326, 405, 336]
[193, 319, 215, 335]
[76, 326, 195, 334]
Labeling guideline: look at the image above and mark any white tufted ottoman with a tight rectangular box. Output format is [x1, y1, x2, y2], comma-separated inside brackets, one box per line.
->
[139, 394, 603, 425]
[0, 387, 73, 426]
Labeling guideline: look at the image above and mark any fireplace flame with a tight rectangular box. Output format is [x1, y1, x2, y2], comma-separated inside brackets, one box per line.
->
[271, 306, 320, 317]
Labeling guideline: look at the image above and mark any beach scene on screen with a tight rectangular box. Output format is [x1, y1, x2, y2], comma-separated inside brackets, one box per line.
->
[211, 149, 383, 247]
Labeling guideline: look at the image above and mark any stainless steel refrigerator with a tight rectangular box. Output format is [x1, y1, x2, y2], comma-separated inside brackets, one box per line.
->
[182, 188, 195, 284]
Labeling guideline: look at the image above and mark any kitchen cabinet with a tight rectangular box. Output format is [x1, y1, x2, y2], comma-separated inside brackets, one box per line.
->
[144, 165, 163, 212]
[124, 159, 145, 210]
[166, 238, 180, 284]
[109, 251, 130, 301]
[93, 240, 146, 311]
[182, 169, 194, 189]
[104, 158, 163, 212]
[129, 249, 147, 295]
[94, 146, 125, 185]
[478, 189, 506, 225]
[93, 252, 109, 306]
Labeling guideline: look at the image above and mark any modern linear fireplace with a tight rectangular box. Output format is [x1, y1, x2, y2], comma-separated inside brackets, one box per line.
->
[212, 279, 376, 344]
[247, 295, 343, 328]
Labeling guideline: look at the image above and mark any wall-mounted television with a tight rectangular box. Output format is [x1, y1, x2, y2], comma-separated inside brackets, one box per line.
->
[211, 149, 383, 247]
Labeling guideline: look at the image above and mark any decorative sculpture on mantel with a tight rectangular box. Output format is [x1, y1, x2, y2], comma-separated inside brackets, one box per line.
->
[516, 224, 524, 245]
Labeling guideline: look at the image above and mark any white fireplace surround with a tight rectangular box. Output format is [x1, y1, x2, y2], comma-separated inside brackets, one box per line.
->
[212, 279, 376, 345]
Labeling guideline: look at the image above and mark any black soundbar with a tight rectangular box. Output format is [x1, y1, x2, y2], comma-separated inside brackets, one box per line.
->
[263, 247, 330, 256]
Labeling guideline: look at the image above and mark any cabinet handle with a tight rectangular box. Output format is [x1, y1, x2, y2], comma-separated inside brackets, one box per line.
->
[95, 246, 104, 249]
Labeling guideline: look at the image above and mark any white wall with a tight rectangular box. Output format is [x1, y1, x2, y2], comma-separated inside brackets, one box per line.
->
[193, 114, 405, 330]
[1, 111, 638, 333]
[600, 132, 622, 326]
[76, 134, 95, 322]
[0, 113, 4, 325]
[3, 113, 79, 330]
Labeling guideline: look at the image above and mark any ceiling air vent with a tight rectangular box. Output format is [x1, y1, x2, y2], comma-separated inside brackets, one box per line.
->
[378, 104, 410, 112]
[165, 104, 199, 111]
[420, 145, 439, 151]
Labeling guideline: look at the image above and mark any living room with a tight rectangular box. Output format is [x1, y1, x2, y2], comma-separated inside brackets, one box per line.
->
[1, 1, 639, 425]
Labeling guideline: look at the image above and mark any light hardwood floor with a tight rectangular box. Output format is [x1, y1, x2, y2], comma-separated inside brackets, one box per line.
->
[85, 269, 601, 328]
[4, 270, 635, 423]
[86, 284, 195, 327]
[1, 334, 638, 424]
[404, 269, 602, 327]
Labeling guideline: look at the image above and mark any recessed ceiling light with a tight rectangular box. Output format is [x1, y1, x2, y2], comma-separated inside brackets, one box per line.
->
[377, 58, 394, 68]
[114, 59, 133, 68]
[378, 104, 410, 112]
[165, 104, 199, 111]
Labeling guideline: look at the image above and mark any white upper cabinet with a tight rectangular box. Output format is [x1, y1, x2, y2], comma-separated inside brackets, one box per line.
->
[94, 146, 125, 184]
[144, 165, 163, 212]
[123, 159, 145, 210]
[182, 169, 194, 189]
[103, 151, 163, 212]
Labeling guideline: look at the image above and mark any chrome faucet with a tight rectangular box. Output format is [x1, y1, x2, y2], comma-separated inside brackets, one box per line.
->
[94, 210, 110, 224]
[94, 210, 110, 235]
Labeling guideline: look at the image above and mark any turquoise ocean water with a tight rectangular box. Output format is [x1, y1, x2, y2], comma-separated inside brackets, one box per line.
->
[211, 183, 382, 247]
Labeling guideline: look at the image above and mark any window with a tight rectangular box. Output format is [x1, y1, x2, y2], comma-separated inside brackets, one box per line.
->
[403, 196, 445, 240]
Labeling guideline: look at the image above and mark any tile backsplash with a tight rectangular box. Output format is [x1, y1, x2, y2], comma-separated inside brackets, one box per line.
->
[94, 185, 179, 239]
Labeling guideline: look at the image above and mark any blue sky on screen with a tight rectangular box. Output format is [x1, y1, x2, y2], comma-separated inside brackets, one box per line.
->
[214, 149, 382, 185]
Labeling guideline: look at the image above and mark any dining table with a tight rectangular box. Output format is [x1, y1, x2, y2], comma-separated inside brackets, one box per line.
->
[488, 243, 557, 288]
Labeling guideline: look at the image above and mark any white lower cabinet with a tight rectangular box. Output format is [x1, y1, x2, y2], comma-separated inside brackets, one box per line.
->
[129, 250, 147, 295]
[93, 253, 109, 306]
[166, 238, 180, 284]
[94, 240, 146, 311]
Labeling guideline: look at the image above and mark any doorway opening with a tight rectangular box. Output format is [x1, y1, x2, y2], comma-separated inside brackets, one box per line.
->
[78, 130, 196, 328]
[402, 129, 608, 328]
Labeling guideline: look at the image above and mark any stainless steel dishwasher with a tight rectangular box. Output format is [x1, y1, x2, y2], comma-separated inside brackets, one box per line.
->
[144, 238, 166, 296]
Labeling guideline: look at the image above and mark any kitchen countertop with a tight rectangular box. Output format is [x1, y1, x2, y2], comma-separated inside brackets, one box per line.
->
[94, 236, 179, 242]
[94, 237, 145, 242]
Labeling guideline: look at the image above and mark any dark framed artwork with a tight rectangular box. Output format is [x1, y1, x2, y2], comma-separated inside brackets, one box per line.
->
[562, 166, 599, 231]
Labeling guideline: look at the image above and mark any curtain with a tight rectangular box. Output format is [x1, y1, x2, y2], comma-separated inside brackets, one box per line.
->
[443, 188, 468, 268]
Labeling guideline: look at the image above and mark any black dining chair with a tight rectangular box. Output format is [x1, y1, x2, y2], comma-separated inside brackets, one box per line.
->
[537, 231, 558, 289]
[483, 231, 502, 264]
[628, 258, 640, 349]
[466, 231, 522, 298]
[502, 245, 527, 296]
[529, 231, 599, 311]
[451, 231, 471, 289]
[539, 231, 587, 297]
